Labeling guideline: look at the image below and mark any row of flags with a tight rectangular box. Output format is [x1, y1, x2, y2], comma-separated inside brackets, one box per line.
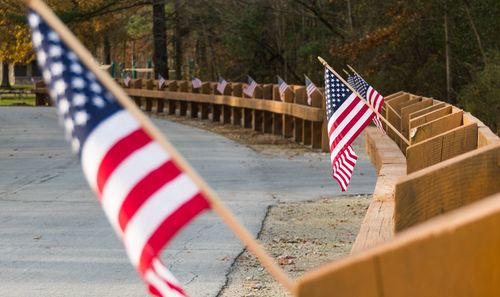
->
[28, 1, 387, 295]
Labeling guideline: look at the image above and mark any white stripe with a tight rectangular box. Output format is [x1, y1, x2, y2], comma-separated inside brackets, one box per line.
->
[332, 169, 347, 190]
[101, 142, 170, 232]
[145, 269, 185, 297]
[124, 174, 199, 266]
[81, 111, 140, 191]
[328, 99, 365, 148]
[327, 93, 356, 138]
[329, 108, 373, 164]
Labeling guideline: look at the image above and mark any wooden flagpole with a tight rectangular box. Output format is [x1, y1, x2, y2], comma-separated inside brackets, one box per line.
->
[27, 0, 295, 292]
[347, 64, 401, 119]
[318, 57, 410, 146]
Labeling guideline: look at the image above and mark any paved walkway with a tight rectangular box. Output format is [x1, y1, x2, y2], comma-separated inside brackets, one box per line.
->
[0, 107, 375, 296]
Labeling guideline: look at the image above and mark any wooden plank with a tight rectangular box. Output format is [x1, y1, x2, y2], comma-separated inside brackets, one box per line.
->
[282, 88, 294, 137]
[394, 97, 421, 114]
[297, 192, 500, 297]
[400, 98, 433, 138]
[386, 93, 409, 107]
[293, 87, 306, 142]
[463, 112, 500, 147]
[409, 105, 452, 129]
[406, 122, 478, 174]
[272, 85, 283, 135]
[262, 84, 274, 133]
[409, 102, 445, 119]
[395, 143, 500, 232]
[410, 111, 463, 144]
[384, 91, 406, 100]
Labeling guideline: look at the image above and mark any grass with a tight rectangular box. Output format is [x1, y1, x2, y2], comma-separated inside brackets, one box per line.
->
[0, 84, 36, 106]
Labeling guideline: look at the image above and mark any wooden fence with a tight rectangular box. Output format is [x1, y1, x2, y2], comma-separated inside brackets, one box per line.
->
[34, 80, 500, 296]
[301, 92, 500, 297]
[34, 78, 330, 152]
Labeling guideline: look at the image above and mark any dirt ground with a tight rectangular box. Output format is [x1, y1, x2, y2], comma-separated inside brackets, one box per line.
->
[152, 113, 371, 297]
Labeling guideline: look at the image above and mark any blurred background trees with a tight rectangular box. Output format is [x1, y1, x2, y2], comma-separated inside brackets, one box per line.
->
[0, 0, 498, 131]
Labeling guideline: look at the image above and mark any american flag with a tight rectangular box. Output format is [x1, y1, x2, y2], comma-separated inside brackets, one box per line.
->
[28, 9, 211, 297]
[304, 75, 317, 106]
[158, 74, 166, 89]
[325, 67, 374, 191]
[216, 77, 228, 94]
[123, 73, 131, 87]
[347, 73, 385, 132]
[243, 75, 257, 97]
[277, 76, 289, 101]
[191, 77, 202, 89]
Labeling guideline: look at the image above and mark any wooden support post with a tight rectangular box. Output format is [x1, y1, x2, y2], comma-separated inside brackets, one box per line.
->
[293, 86, 306, 143]
[282, 87, 294, 138]
[252, 86, 263, 132]
[144, 79, 154, 112]
[167, 81, 178, 115]
[132, 79, 142, 108]
[200, 82, 211, 120]
[188, 82, 200, 118]
[155, 79, 165, 114]
[262, 84, 274, 133]
[303, 121, 312, 145]
[231, 83, 243, 126]
[310, 90, 324, 149]
[210, 83, 221, 122]
[177, 81, 188, 116]
[220, 84, 232, 124]
[272, 85, 283, 135]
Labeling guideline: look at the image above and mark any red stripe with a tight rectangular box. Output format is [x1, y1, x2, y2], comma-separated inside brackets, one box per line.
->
[330, 107, 374, 166]
[118, 160, 182, 231]
[138, 193, 210, 274]
[96, 129, 151, 195]
[328, 97, 359, 139]
[146, 262, 186, 297]
[329, 103, 370, 156]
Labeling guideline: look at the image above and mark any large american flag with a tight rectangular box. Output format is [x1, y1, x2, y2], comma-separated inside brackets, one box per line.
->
[216, 76, 228, 94]
[28, 9, 210, 297]
[304, 74, 317, 106]
[347, 73, 385, 132]
[243, 75, 257, 97]
[277, 75, 289, 101]
[325, 68, 374, 191]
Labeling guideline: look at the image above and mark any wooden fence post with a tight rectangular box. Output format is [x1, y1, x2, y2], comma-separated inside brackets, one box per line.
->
[220, 84, 233, 124]
[272, 85, 283, 135]
[231, 83, 243, 126]
[177, 80, 188, 116]
[210, 82, 221, 122]
[200, 82, 211, 120]
[155, 79, 165, 114]
[293, 86, 306, 143]
[311, 89, 323, 149]
[262, 84, 274, 133]
[144, 79, 154, 112]
[167, 80, 178, 115]
[189, 82, 200, 118]
[132, 79, 142, 108]
[251, 85, 263, 131]
[282, 87, 294, 138]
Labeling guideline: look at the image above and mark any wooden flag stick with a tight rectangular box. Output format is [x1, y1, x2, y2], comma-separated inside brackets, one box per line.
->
[348, 64, 400, 117]
[28, 0, 295, 292]
[318, 57, 410, 146]
[342, 69, 351, 76]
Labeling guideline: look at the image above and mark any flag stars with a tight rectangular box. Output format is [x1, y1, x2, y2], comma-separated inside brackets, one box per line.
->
[48, 31, 60, 42]
[73, 93, 86, 106]
[37, 51, 47, 66]
[90, 82, 102, 93]
[49, 45, 62, 58]
[71, 78, 85, 89]
[74, 111, 89, 126]
[58, 98, 70, 114]
[54, 79, 67, 96]
[28, 13, 40, 27]
[71, 138, 80, 153]
[50, 62, 64, 76]
[93, 96, 105, 108]
[64, 117, 74, 133]
[70, 63, 83, 74]
[32, 31, 43, 48]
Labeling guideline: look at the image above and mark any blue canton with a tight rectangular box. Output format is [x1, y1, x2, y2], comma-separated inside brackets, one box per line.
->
[352, 73, 369, 98]
[28, 10, 122, 155]
[325, 68, 352, 121]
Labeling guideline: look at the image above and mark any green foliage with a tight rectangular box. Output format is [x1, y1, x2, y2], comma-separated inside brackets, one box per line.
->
[458, 51, 500, 134]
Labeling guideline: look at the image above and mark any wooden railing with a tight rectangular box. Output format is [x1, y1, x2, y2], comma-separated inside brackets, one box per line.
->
[34, 78, 330, 151]
[299, 91, 500, 297]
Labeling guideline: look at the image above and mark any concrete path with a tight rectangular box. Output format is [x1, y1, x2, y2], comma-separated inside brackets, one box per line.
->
[0, 107, 376, 296]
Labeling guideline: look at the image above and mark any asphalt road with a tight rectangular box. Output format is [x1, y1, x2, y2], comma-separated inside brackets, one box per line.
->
[0, 107, 376, 296]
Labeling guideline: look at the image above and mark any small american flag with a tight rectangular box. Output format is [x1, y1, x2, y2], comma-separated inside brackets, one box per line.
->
[123, 73, 131, 87]
[158, 74, 166, 89]
[304, 75, 318, 106]
[277, 76, 289, 101]
[29, 9, 211, 297]
[347, 73, 385, 133]
[243, 75, 257, 97]
[216, 77, 228, 94]
[325, 67, 374, 191]
[191, 77, 202, 89]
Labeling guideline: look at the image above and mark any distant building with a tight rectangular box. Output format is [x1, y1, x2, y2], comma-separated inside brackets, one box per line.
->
[0, 61, 41, 85]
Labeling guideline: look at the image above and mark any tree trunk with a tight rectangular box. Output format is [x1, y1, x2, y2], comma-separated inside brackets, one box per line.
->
[174, 0, 182, 80]
[1, 62, 11, 89]
[103, 33, 111, 65]
[444, 4, 453, 103]
[463, 0, 487, 66]
[152, 0, 168, 79]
